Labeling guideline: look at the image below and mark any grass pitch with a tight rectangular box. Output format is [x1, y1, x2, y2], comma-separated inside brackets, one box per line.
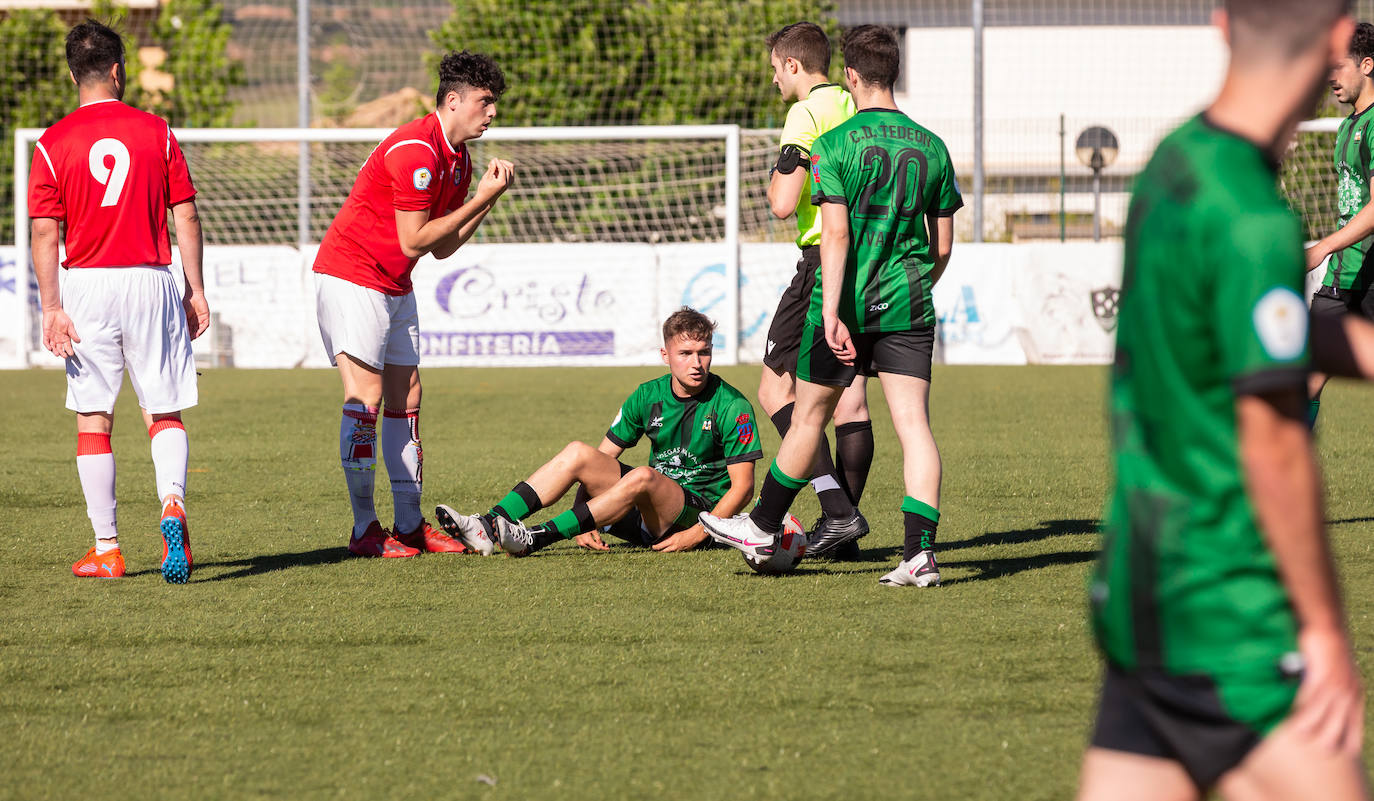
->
[3, 364, 1373, 800]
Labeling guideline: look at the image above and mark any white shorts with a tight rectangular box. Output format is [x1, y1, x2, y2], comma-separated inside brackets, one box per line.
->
[314, 273, 420, 369]
[62, 266, 197, 414]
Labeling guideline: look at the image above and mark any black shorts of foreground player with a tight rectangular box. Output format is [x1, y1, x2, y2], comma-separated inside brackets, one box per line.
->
[436, 308, 763, 556]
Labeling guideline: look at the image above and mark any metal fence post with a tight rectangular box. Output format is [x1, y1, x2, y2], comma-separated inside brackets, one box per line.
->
[972, 0, 985, 242]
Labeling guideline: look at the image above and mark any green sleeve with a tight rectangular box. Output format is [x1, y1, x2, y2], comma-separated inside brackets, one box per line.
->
[932, 144, 964, 217]
[606, 386, 645, 448]
[779, 102, 818, 153]
[721, 397, 764, 465]
[1212, 209, 1310, 395]
[810, 133, 847, 207]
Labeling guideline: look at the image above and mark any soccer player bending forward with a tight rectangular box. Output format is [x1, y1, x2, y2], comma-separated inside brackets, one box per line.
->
[702, 25, 961, 587]
[1078, 1, 1374, 799]
[435, 308, 763, 556]
[30, 21, 208, 583]
[313, 51, 514, 558]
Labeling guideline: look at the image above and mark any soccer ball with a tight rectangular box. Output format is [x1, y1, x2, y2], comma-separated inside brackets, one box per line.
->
[743, 514, 808, 575]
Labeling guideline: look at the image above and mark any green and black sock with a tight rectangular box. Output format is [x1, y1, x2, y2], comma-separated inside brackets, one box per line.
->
[1308, 398, 1321, 430]
[528, 503, 599, 551]
[901, 497, 939, 562]
[750, 461, 809, 533]
[770, 403, 852, 519]
[490, 481, 542, 523]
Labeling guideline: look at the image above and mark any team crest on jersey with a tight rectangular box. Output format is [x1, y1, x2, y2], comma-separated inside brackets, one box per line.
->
[735, 413, 754, 445]
[702, 417, 713, 432]
[1091, 287, 1120, 332]
[413, 167, 432, 190]
[811, 154, 822, 183]
[1253, 286, 1307, 361]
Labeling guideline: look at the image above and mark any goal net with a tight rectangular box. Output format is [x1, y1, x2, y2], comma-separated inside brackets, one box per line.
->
[10, 125, 742, 369]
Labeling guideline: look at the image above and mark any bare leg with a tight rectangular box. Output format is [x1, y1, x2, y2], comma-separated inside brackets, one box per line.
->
[877, 371, 940, 507]
[522, 441, 631, 507]
[1076, 748, 1199, 801]
[1216, 719, 1368, 801]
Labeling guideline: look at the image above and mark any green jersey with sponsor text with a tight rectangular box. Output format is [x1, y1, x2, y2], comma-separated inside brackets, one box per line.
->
[808, 109, 963, 332]
[1092, 116, 1308, 716]
[780, 83, 857, 248]
[605, 374, 763, 504]
[1323, 104, 1374, 291]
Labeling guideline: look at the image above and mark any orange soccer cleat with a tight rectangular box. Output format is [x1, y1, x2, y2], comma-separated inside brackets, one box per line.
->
[394, 519, 468, 554]
[348, 521, 421, 558]
[160, 501, 193, 584]
[72, 546, 125, 578]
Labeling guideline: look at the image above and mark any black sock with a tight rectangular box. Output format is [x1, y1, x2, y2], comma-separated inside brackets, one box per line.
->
[524, 525, 564, 552]
[834, 420, 874, 505]
[901, 497, 940, 561]
[771, 404, 852, 519]
[750, 462, 809, 533]
[768, 403, 795, 437]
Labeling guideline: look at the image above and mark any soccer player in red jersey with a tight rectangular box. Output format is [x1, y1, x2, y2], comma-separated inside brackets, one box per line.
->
[28, 20, 208, 583]
[313, 51, 515, 558]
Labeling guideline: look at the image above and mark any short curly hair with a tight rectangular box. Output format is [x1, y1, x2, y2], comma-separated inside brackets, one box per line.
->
[435, 50, 506, 107]
[1352, 21, 1374, 69]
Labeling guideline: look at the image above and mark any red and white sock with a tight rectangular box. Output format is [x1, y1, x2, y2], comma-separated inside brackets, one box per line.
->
[382, 407, 423, 534]
[148, 418, 188, 506]
[76, 432, 118, 552]
[341, 404, 379, 538]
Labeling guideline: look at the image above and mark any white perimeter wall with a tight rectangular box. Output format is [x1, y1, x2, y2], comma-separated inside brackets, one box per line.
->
[3, 241, 1332, 370]
[0, 242, 1157, 370]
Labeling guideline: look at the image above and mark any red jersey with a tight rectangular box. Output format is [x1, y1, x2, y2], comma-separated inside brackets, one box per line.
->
[314, 113, 473, 296]
[28, 99, 196, 269]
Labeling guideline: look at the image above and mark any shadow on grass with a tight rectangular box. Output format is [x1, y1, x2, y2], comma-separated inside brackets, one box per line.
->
[940, 549, 1099, 585]
[1328, 517, 1374, 526]
[944, 518, 1100, 552]
[201, 547, 353, 581]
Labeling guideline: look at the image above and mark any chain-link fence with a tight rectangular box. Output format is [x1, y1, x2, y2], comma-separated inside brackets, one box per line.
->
[5, 0, 1372, 244]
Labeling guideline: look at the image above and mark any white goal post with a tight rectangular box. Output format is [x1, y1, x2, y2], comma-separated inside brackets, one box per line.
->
[11, 124, 743, 368]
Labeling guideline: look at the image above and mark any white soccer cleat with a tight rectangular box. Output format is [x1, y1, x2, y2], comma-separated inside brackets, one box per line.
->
[434, 504, 497, 556]
[699, 512, 778, 560]
[879, 550, 942, 587]
[493, 516, 537, 557]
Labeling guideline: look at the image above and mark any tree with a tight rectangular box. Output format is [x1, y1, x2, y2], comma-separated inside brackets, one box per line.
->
[430, 0, 839, 128]
[0, 11, 71, 244]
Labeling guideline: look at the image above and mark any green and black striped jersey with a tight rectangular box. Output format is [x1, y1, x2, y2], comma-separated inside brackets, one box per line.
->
[807, 108, 962, 332]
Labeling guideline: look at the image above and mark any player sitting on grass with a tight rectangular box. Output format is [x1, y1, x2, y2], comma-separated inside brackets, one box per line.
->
[435, 308, 763, 556]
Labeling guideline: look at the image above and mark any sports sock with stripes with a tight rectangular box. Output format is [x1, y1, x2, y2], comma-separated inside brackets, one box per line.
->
[77, 432, 118, 550]
[770, 403, 852, 519]
[148, 417, 188, 505]
[750, 461, 808, 533]
[491, 481, 543, 523]
[902, 496, 939, 562]
[382, 407, 423, 534]
[340, 403, 379, 538]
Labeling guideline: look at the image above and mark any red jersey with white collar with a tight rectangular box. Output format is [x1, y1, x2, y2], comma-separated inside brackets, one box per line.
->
[27, 99, 196, 268]
[314, 113, 473, 296]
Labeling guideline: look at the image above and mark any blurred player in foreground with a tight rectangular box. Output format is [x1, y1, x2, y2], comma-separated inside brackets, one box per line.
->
[313, 51, 513, 558]
[702, 25, 962, 588]
[435, 308, 762, 556]
[1079, 1, 1372, 798]
[1306, 22, 1374, 427]
[758, 21, 872, 558]
[29, 20, 207, 583]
